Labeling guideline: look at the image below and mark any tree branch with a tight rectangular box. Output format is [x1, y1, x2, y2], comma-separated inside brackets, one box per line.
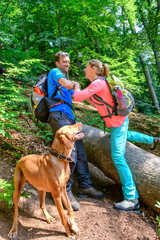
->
[135, 99, 157, 108]
[0, 0, 13, 18]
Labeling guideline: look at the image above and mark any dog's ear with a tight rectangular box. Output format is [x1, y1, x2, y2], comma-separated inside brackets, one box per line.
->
[60, 134, 75, 150]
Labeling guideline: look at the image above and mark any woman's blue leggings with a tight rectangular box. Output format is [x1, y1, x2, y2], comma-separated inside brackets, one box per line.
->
[111, 117, 153, 200]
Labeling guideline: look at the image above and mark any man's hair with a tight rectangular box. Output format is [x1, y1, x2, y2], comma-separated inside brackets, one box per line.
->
[54, 51, 70, 63]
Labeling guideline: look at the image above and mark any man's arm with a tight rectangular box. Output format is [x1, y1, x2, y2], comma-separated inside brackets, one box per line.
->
[59, 77, 75, 89]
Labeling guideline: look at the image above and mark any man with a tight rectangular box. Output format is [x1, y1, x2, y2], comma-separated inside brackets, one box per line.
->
[47, 51, 104, 211]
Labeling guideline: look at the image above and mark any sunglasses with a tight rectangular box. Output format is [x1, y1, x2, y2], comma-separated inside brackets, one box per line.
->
[61, 52, 70, 57]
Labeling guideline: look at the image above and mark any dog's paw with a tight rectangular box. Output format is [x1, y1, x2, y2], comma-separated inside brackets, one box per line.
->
[46, 216, 55, 224]
[8, 230, 17, 239]
[67, 219, 79, 235]
[70, 223, 79, 234]
[65, 222, 79, 237]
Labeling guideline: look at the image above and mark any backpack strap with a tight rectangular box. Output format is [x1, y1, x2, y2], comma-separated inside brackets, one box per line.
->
[95, 76, 117, 108]
[51, 85, 63, 98]
[90, 95, 114, 118]
[49, 85, 76, 119]
[92, 94, 115, 110]
[90, 76, 118, 133]
[91, 77, 117, 118]
[49, 97, 74, 110]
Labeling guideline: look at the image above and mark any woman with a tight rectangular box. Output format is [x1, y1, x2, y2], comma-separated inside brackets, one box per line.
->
[73, 59, 159, 213]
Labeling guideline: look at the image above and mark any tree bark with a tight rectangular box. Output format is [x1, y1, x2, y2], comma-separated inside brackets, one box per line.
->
[82, 124, 160, 213]
[138, 0, 160, 82]
[127, 15, 160, 113]
[56, 7, 64, 51]
[139, 54, 160, 113]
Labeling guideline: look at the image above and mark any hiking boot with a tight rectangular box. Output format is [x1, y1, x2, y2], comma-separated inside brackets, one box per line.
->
[114, 199, 140, 214]
[149, 137, 160, 150]
[78, 186, 104, 199]
[67, 192, 80, 211]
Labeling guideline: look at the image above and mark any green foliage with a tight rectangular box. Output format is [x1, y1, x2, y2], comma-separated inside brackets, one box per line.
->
[155, 201, 160, 236]
[0, 0, 159, 116]
[0, 59, 49, 86]
[0, 178, 31, 208]
[38, 130, 53, 142]
[0, 179, 14, 208]
[0, 75, 27, 138]
[0, 58, 50, 138]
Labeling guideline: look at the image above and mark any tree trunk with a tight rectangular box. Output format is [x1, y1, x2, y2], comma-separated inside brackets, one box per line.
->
[127, 13, 160, 113]
[139, 54, 160, 113]
[82, 124, 160, 213]
[56, 9, 64, 51]
[138, 1, 160, 82]
[153, 45, 160, 81]
[29, 107, 160, 213]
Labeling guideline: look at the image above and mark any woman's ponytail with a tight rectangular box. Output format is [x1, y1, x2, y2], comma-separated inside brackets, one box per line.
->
[102, 63, 110, 78]
[88, 59, 110, 78]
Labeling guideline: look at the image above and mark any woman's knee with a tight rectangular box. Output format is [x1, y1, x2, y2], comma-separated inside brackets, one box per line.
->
[111, 153, 127, 168]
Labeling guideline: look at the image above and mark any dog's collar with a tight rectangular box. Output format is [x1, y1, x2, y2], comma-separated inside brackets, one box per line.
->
[49, 149, 73, 162]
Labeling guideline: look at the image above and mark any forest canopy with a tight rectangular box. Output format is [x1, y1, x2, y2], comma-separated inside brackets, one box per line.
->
[0, 0, 160, 114]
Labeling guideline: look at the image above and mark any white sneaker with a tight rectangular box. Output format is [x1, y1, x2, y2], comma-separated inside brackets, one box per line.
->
[114, 199, 140, 214]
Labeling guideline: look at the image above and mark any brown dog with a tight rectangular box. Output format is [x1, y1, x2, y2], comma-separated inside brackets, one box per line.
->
[8, 122, 84, 238]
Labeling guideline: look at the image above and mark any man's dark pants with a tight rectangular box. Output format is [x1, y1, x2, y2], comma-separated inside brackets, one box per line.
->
[49, 111, 92, 194]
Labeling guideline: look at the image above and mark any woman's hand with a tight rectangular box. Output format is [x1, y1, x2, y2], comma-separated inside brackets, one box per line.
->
[73, 81, 80, 90]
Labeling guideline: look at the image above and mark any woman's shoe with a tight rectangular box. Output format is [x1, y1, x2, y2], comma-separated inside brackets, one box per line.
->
[114, 199, 140, 214]
[149, 137, 160, 150]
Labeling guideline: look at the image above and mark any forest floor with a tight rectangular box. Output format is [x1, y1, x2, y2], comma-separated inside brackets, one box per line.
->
[0, 102, 160, 240]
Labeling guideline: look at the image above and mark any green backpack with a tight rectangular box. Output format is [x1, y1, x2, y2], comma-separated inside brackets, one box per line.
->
[91, 75, 135, 118]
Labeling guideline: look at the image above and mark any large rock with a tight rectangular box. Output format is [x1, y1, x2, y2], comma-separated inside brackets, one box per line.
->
[82, 124, 160, 213]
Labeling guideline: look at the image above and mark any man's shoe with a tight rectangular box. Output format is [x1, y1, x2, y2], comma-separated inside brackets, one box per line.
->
[114, 199, 140, 214]
[78, 186, 104, 199]
[149, 137, 160, 150]
[67, 192, 80, 211]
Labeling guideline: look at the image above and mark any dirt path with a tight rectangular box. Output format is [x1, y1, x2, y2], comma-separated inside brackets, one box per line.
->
[0, 168, 158, 240]
[0, 113, 159, 240]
